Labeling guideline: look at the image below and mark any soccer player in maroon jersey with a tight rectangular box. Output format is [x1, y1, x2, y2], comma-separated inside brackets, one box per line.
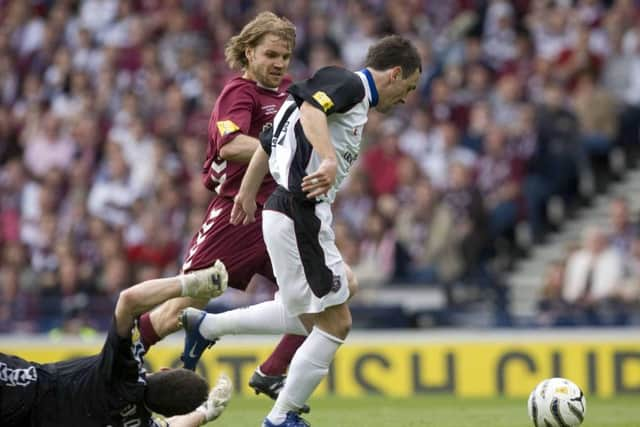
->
[135, 12, 308, 410]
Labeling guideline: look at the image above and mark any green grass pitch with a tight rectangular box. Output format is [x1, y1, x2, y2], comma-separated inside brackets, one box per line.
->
[203, 395, 638, 427]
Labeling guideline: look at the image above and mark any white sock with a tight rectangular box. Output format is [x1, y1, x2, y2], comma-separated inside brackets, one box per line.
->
[266, 327, 343, 424]
[199, 300, 308, 338]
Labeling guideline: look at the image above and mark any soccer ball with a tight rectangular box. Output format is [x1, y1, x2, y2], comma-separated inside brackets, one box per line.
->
[527, 378, 586, 427]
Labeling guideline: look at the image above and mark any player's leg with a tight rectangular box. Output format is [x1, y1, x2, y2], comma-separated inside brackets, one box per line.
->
[181, 297, 309, 338]
[249, 263, 358, 404]
[249, 260, 307, 402]
[260, 203, 350, 426]
[137, 296, 208, 348]
[264, 303, 351, 426]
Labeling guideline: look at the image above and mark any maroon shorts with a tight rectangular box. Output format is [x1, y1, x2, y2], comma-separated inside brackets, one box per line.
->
[182, 197, 274, 291]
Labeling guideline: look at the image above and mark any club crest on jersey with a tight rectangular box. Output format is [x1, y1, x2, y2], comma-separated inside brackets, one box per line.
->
[216, 120, 240, 136]
[331, 275, 342, 293]
[312, 91, 334, 112]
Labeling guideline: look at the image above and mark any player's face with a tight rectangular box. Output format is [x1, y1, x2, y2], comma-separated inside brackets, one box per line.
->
[245, 34, 292, 89]
[376, 68, 420, 113]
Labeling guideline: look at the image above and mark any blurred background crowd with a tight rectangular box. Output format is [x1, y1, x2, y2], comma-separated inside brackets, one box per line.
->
[1, 0, 640, 334]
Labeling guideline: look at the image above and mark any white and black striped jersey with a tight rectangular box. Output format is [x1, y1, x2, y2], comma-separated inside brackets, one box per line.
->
[261, 66, 379, 203]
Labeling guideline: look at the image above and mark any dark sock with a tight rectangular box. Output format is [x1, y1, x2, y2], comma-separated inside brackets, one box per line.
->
[138, 312, 161, 350]
[259, 334, 306, 376]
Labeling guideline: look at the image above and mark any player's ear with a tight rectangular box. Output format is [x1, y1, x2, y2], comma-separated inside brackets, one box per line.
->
[245, 47, 254, 62]
[391, 66, 402, 82]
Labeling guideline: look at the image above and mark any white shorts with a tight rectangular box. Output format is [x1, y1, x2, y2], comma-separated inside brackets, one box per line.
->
[263, 193, 349, 317]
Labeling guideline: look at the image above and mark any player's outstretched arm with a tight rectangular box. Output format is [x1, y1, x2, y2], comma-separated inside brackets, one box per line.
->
[230, 146, 270, 225]
[114, 262, 228, 337]
[163, 374, 233, 427]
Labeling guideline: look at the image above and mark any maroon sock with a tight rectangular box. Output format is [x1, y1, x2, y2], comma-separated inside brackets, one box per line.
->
[259, 334, 306, 376]
[138, 312, 161, 350]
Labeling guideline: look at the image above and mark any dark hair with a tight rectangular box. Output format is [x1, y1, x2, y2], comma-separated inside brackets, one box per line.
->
[144, 368, 208, 416]
[364, 35, 422, 79]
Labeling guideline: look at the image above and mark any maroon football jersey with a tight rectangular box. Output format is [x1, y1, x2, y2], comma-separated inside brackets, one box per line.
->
[202, 75, 291, 205]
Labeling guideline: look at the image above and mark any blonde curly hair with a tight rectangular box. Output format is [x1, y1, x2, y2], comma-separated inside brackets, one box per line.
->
[225, 12, 296, 71]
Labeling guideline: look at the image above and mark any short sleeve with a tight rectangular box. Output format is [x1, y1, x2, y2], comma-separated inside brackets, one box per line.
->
[214, 84, 256, 148]
[288, 66, 364, 115]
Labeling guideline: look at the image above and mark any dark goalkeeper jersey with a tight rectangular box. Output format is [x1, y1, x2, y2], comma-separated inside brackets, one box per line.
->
[1, 318, 156, 427]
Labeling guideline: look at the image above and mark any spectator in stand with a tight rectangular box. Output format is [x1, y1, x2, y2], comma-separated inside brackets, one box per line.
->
[475, 125, 522, 246]
[125, 209, 179, 276]
[618, 235, 640, 311]
[573, 70, 617, 162]
[553, 23, 603, 90]
[362, 118, 405, 198]
[443, 161, 488, 291]
[490, 73, 525, 134]
[87, 143, 140, 227]
[461, 100, 491, 153]
[607, 196, 638, 259]
[399, 108, 433, 163]
[334, 168, 373, 237]
[563, 225, 625, 325]
[532, 80, 582, 208]
[601, 15, 640, 153]
[482, 0, 518, 69]
[22, 112, 76, 179]
[426, 77, 468, 128]
[352, 210, 397, 288]
[422, 120, 476, 190]
[536, 259, 570, 327]
[395, 177, 463, 285]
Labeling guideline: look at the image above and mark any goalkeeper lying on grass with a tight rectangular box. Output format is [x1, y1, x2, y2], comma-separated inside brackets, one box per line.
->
[1, 260, 232, 427]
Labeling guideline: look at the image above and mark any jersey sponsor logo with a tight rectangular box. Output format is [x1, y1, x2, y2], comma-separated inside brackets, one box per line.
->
[262, 104, 278, 115]
[216, 120, 240, 136]
[312, 91, 334, 112]
[0, 362, 38, 387]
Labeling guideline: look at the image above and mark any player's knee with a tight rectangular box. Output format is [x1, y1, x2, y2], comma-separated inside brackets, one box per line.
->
[347, 273, 359, 300]
[345, 264, 359, 300]
[336, 310, 352, 339]
[316, 304, 351, 340]
[331, 305, 352, 339]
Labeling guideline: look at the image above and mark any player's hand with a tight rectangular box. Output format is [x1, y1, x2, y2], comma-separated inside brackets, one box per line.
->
[196, 373, 233, 422]
[230, 192, 257, 225]
[302, 157, 337, 199]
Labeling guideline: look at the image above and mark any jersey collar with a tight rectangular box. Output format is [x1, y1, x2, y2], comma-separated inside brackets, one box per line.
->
[359, 68, 379, 107]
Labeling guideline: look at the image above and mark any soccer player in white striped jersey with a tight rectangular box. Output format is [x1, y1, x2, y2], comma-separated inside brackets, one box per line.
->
[180, 35, 421, 427]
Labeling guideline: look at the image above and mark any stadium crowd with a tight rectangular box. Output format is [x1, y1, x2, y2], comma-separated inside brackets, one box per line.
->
[1, 0, 640, 333]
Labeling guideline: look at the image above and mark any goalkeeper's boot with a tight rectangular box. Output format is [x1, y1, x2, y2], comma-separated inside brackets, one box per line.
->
[262, 412, 311, 427]
[179, 307, 217, 370]
[249, 369, 310, 414]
